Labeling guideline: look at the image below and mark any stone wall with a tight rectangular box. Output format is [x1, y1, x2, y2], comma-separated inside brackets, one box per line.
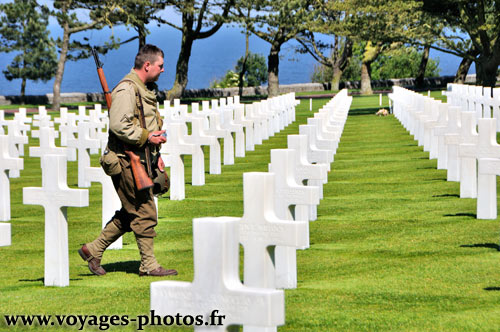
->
[0, 75, 482, 105]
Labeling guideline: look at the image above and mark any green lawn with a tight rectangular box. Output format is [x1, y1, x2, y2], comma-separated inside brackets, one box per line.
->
[1, 93, 500, 331]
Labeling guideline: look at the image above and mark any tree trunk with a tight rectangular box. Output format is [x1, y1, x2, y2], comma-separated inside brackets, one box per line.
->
[20, 78, 26, 104]
[238, 31, 250, 97]
[454, 57, 474, 84]
[415, 45, 430, 88]
[360, 42, 379, 95]
[331, 66, 342, 91]
[475, 54, 500, 87]
[360, 62, 373, 95]
[267, 43, 281, 97]
[167, 33, 194, 100]
[20, 57, 26, 104]
[137, 24, 146, 50]
[331, 38, 353, 92]
[52, 19, 70, 112]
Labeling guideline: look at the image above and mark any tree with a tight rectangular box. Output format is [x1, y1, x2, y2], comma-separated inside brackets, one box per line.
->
[233, 0, 316, 97]
[0, 0, 57, 101]
[211, 52, 267, 89]
[295, 1, 354, 91]
[107, 0, 169, 51]
[164, 0, 234, 100]
[235, 52, 267, 87]
[311, 45, 441, 83]
[318, 0, 436, 94]
[50, 0, 125, 111]
[296, 33, 353, 91]
[421, 0, 500, 87]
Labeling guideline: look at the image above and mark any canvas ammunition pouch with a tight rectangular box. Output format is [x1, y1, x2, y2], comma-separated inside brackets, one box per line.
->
[100, 148, 122, 176]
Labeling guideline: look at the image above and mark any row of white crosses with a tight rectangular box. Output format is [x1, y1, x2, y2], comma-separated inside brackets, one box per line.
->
[0, 134, 23, 247]
[389, 85, 500, 220]
[159, 93, 300, 200]
[0, 104, 119, 286]
[443, 83, 500, 124]
[151, 90, 352, 331]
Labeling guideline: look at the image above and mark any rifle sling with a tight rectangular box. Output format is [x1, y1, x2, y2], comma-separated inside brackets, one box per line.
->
[120, 79, 154, 179]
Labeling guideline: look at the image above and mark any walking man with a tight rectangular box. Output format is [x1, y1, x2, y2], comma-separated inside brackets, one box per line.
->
[79, 44, 177, 277]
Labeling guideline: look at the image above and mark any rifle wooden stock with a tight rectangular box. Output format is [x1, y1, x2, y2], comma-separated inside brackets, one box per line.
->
[96, 67, 112, 110]
[125, 150, 154, 191]
[92, 47, 152, 191]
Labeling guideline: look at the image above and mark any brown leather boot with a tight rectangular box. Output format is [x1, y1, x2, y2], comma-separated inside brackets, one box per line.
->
[135, 236, 177, 276]
[139, 267, 178, 277]
[78, 244, 106, 276]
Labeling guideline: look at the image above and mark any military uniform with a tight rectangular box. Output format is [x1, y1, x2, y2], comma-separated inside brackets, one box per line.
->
[85, 69, 165, 274]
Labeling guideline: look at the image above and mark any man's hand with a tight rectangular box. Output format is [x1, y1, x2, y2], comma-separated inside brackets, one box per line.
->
[148, 130, 167, 145]
[157, 155, 165, 173]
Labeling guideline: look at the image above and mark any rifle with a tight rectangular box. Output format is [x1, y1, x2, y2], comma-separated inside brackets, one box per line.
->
[91, 47, 154, 191]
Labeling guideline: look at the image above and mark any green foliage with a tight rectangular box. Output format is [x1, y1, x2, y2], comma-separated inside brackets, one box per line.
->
[235, 52, 267, 87]
[312, 46, 440, 82]
[0, 0, 57, 94]
[211, 52, 267, 88]
[210, 70, 241, 88]
[371, 47, 441, 80]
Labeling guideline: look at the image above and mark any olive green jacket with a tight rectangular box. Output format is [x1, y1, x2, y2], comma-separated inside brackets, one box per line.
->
[107, 69, 163, 161]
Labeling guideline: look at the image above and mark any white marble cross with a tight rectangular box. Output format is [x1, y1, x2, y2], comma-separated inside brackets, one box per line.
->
[437, 106, 462, 181]
[457, 111, 479, 198]
[0, 110, 7, 135]
[29, 127, 68, 167]
[23, 154, 89, 287]
[470, 119, 500, 219]
[151, 217, 285, 331]
[287, 135, 328, 221]
[185, 117, 221, 175]
[239, 172, 309, 290]
[14, 108, 32, 137]
[75, 105, 90, 123]
[59, 112, 78, 161]
[298, 124, 334, 171]
[207, 113, 234, 165]
[68, 122, 101, 188]
[245, 103, 267, 145]
[5, 120, 27, 177]
[0, 222, 10, 247]
[222, 109, 245, 158]
[0, 135, 23, 222]
[161, 123, 204, 200]
[88, 108, 106, 155]
[268, 149, 320, 289]
[84, 166, 122, 249]
[233, 105, 255, 152]
[433, 103, 449, 170]
[32, 106, 56, 139]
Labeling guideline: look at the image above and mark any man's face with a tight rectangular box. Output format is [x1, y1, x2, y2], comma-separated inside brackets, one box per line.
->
[146, 56, 164, 83]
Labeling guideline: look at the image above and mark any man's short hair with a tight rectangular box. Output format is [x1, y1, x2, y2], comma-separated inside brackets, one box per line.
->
[134, 44, 164, 69]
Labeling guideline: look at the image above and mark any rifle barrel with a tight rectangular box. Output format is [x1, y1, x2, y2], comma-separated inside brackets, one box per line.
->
[91, 47, 101, 68]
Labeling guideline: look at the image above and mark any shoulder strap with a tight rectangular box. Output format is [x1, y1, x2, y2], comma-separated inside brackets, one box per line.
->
[119, 79, 163, 130]
[119, 79, 146, 129]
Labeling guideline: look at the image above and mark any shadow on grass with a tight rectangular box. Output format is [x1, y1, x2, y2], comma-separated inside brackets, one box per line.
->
[433, 194, 460, 198]
[19, 277, 83, 283]
[349, 107, 383, 116]
[460, 243, 500, 251]
[102, 260, 140, 275]
[484, 287, 500, 291]
[444, 212, 477, 218]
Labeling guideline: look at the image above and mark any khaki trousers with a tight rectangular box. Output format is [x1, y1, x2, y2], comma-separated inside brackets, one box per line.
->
[86, 157, 161, 273]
